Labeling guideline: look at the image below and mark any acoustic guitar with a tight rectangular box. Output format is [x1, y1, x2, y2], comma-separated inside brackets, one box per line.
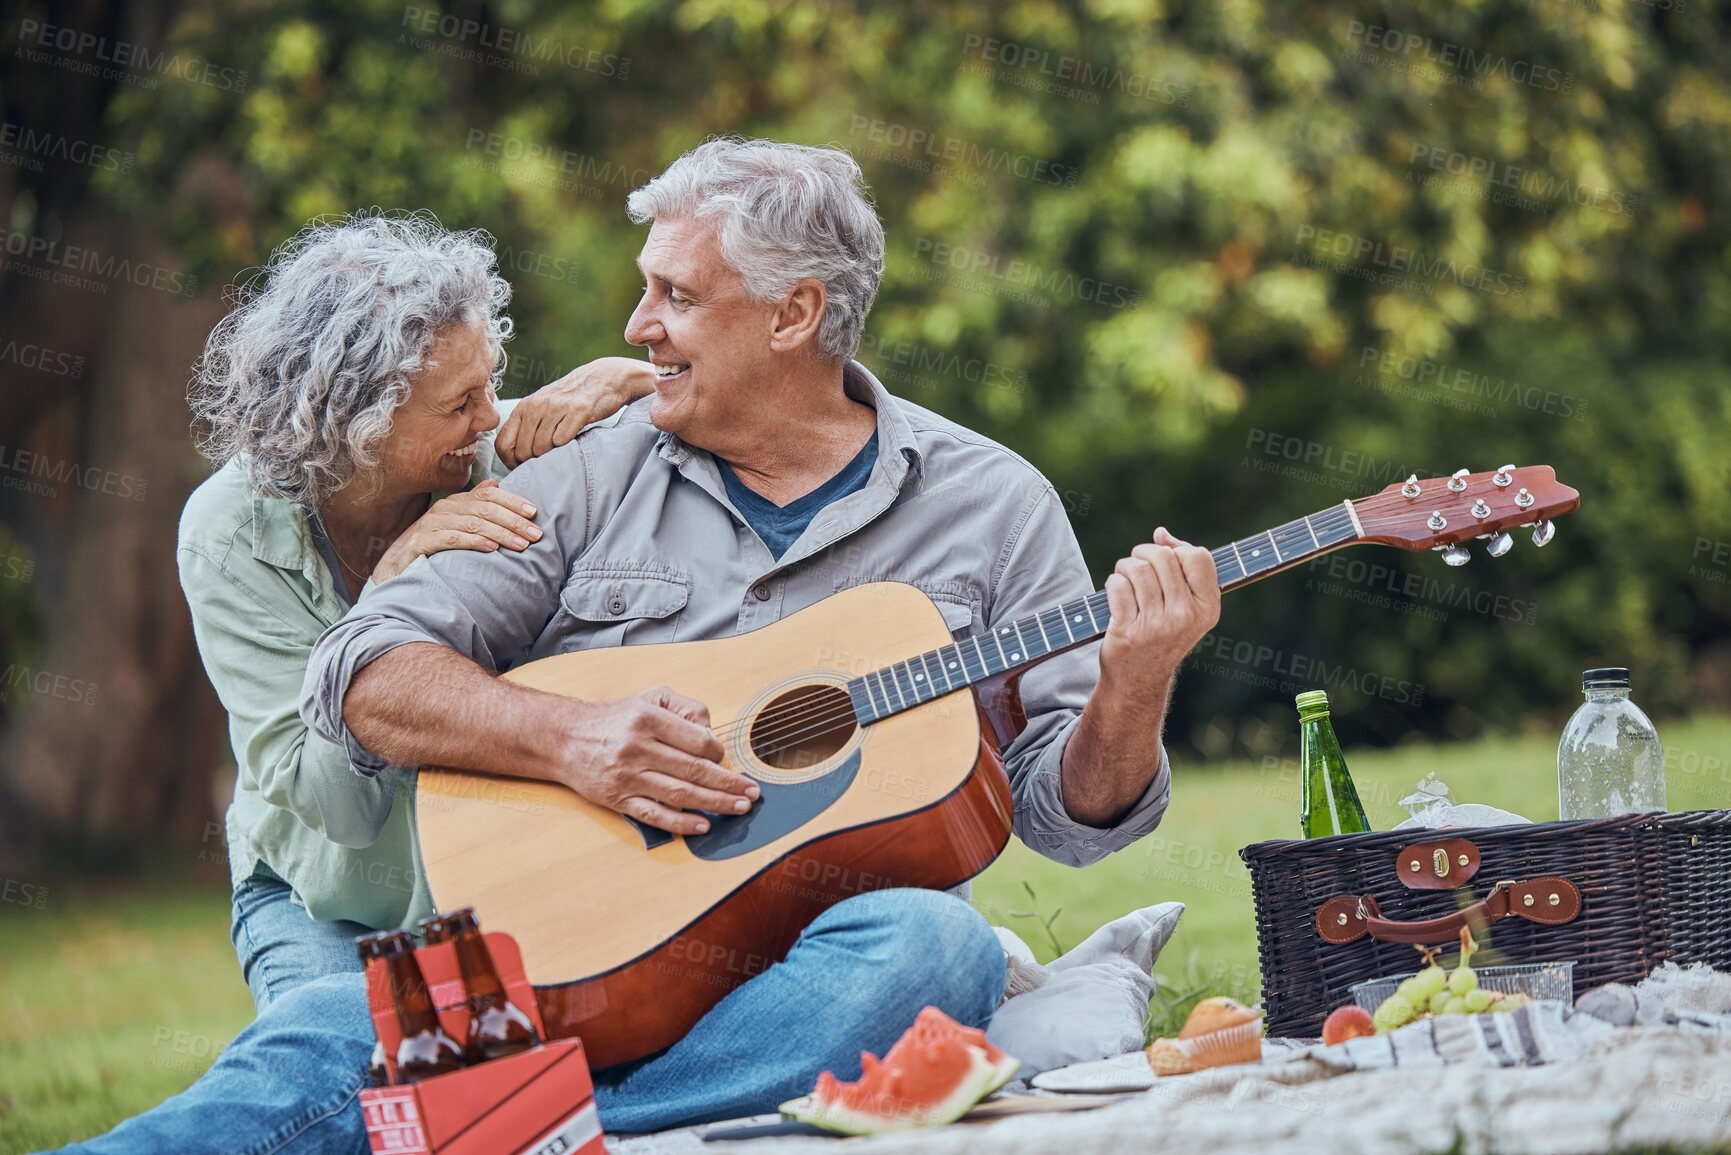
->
[417, 464, 1578, 1066]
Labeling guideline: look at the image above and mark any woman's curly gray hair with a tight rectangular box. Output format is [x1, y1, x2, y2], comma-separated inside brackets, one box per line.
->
[190, 211, 513, 508]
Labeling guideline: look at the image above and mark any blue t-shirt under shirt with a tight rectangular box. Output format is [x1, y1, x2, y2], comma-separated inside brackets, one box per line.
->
[716, 433, 879, 561]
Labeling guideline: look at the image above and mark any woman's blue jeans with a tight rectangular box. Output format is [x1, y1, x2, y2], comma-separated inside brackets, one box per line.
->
[51, 888, 1006, 1152]
[229, 864, 372, 1014]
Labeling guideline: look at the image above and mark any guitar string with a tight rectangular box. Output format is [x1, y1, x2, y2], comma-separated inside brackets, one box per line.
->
[701, 598, 1114, 754]
[482, 497, 1524, 777]
[716, 510, 1376, 756]
[712, 587, 1306, 756]
[664, 500, 1507, 760]
[699, 582, 1135, 748]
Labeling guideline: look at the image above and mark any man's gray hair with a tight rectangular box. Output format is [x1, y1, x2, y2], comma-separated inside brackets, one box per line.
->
[190, 210, 513, 508]
[626, 138, 884, 361]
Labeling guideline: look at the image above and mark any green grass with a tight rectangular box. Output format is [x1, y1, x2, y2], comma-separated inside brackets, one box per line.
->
[0, 877, 253, 1154]
[6, 716, 1729, 1153]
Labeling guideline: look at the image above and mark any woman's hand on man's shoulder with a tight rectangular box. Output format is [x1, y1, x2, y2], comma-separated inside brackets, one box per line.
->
[371, 480, 543, 583]
[493, 356, 655, 468]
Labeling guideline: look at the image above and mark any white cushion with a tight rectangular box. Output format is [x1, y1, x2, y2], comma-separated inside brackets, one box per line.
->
[986, 902, 1184, 1075]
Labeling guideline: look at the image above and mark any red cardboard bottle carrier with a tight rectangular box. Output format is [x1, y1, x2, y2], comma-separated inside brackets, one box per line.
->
[361, 930, 606, 1155]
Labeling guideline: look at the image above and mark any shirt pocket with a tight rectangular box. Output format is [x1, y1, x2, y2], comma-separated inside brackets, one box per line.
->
[831, 575, 982, 639]
[557, 566, 692, 651]
[929, 593, 977, 638]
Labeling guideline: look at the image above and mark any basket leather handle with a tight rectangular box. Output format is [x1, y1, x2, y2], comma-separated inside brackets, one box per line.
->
[1316, 876, 1582, 945]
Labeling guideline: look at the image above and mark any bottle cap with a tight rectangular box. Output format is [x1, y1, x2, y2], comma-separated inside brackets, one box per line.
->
[416, 913, 450, 943]
[1294, 690, 1330, 715]
[444, 907, 480, 935]
[1582, 667, 1630, 689]
[373, 929, 414, 957]
[353, 930, 393, 961]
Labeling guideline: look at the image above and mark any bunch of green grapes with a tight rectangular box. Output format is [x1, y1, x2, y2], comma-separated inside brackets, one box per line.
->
[1371, 932, 1523, 1033]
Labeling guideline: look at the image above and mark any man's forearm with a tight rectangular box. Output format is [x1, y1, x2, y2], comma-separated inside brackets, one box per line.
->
[343, 642, 571, 781]
[1059, 665, 1174, 826]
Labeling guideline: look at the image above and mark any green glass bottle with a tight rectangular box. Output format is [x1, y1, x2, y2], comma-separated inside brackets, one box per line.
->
[1296, 690, 1371, 838]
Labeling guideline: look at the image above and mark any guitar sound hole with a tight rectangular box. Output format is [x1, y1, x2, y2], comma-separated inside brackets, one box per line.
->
[749, 684, 856, 772]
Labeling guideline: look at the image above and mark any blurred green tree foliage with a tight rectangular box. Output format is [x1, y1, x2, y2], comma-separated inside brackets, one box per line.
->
[7, 0, 1730, 833]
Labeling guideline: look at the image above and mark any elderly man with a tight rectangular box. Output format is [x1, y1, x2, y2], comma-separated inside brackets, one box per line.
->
[309, 139, 1217, 852]
[54, 140, 1217, 1153]
[308, 134, 1217, 1105]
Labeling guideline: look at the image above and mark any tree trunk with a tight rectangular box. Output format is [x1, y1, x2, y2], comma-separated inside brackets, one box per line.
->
[0, 224, 229, 871]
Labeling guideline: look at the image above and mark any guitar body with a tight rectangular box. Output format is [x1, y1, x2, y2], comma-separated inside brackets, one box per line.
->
[416, 582, 1015, 1068]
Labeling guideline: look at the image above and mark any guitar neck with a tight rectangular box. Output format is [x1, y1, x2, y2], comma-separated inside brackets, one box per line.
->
[1212, 499, 1363, 591]
[845, 500, 1364, 725]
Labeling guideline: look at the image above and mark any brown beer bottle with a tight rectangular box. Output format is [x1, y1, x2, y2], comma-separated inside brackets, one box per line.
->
[376, 929, 465, 1082]
[353, 931, 393, 1086]
[446, 908, 540, 1063]
[416, 912, 452, 945]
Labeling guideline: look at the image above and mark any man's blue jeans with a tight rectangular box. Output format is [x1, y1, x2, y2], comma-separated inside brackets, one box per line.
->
[53, 888, 1005, 1152]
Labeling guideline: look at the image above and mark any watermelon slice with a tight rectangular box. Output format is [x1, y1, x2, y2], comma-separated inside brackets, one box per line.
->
[782, 1007, 1020, 1135]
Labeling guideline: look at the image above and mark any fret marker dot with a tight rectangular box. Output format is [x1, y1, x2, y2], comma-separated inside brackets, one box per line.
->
[1251, 548, 1261, 557]
[948, 661, 959, 670]
[914, 673, 924, 682]
[1010, 652, 1021, 661]
[1073, 615, 1083, 623]
[1000, 627, 1011, 634]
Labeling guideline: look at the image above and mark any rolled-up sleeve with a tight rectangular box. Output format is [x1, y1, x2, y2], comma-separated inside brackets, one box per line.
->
[300, 446, 589, 773]
[988, 484, 1171, 867]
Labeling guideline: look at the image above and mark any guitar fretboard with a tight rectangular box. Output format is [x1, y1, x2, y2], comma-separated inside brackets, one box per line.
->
[1211, 502, 1360, 590]
[846, 501, 1361, 726]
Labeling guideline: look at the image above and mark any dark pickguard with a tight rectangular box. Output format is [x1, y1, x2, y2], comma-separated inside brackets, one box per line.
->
[624, 749, 863, 859]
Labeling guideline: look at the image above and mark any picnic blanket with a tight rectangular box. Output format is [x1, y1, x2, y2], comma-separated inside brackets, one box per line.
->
[608, 963, 1731, 1155]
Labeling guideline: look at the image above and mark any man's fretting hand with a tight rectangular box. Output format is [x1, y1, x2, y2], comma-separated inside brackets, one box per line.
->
[553, 686, 760, 835]
[1098, 527, 1221, 707]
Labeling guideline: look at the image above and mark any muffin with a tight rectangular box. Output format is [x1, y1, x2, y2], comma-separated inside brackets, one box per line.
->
[1146, 997, 1264, 1075]
[1145, 1036, 1195, 1076]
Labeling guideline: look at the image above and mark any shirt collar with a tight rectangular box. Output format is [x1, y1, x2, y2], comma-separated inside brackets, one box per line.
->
[250, 489, 319, 572]
[247, 487, 354, 616]
[652, 359, 923, 486]
[249, 457, 482, 577]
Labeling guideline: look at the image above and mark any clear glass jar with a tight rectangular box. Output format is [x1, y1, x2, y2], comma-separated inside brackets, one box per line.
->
[1557, 667, 1666, 820]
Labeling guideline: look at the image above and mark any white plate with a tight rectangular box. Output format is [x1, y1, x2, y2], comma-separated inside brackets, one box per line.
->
[1029, 1051, 1156, 1094]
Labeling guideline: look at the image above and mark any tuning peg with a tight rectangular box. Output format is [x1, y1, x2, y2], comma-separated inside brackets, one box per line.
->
[1441, 544, 1471, 567]
[1486, 531, 1513, 557]
[1530, 519, 1555, 547]
[1447, 469, 1469, 493]
[1493, 465, 1515, 488]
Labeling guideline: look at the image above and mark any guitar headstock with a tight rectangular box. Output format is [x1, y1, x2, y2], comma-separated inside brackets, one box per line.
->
[1352, 465, 1579, 564]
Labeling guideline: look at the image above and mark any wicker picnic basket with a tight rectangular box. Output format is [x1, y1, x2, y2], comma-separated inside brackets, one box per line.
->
[1239, 809, 1731, 1037]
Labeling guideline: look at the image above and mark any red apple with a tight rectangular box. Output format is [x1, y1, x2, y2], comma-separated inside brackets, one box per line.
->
[1322, 1005, 1376, 1046]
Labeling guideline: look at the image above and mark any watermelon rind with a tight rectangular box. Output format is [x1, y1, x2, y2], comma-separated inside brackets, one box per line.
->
[781, 1044, 1005, 1136]
[982, 1050, 1021, 1096]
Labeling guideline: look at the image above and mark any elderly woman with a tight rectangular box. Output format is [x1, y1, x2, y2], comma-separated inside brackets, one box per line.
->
[179, 212, 651, 1012]
[58, 145, 1009, 1155]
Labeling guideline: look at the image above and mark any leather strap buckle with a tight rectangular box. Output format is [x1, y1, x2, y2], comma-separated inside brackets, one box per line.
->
[1395, 837, 1481, 890]
[1315, 876, 1581, 945]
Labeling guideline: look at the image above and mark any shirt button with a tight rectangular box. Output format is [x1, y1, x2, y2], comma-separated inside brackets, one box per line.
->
[609, 595, 627, 615]
[752, 584, 771, 602]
